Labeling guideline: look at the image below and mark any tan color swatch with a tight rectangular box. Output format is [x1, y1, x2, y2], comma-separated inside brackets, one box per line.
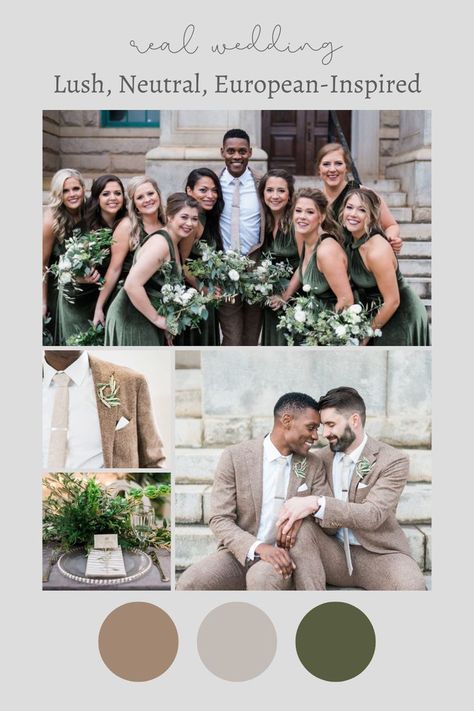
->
[98, 602, 178, 681]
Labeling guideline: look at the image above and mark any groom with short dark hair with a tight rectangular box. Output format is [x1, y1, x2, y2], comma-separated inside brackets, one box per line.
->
[218, 128, 265, 346]
[177, 392, 324, 590]
[277, 386, 426, 590]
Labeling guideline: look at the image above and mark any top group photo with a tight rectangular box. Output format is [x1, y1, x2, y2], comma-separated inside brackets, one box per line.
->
[42, 110, 431, 348]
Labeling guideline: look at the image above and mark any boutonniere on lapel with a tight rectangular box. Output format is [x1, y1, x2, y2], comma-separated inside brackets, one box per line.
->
[293, 457, 307, 480]
[355, 457, 374, 480]
[97, 374, 121, 408]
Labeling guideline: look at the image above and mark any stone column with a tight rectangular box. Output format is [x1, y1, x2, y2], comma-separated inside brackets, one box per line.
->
[385, 111, 431, 222]
[351, 111, 380, 180]
[146, 111, 267, 196]
[43, 111, 61, 176]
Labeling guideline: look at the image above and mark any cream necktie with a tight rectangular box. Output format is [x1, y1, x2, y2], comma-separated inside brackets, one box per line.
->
[264, 457, 288, 544]
[230, 178, 241, 252]
[47, 372, 71, 469]
[341, 454, 354, 576]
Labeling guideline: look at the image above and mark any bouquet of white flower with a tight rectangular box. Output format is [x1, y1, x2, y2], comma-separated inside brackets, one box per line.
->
[186, 243, 254, 299]
[150, 261, 211, 337]
[46, 228, 114, 302]
[240, 253, 293, 305]
[277, 290, 382, 346]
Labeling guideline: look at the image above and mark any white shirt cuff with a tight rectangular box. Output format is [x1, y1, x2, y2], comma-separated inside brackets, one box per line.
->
[247, 540, 263, 560]
[314, 496, 326, 520]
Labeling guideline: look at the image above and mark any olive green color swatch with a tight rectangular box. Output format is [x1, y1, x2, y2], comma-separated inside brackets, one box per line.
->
[296, 602, 376, 681]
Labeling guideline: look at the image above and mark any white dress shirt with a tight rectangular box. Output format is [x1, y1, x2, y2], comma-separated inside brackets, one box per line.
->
[220, 167, 261, 254]
[43, 352, 104, 469]
[315, 434, 368, 546]
[247, 435, 293, 560]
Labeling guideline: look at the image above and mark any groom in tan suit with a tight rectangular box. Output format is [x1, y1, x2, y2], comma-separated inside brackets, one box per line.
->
[43, 350, 165, 469]
[177, 392, 324, 590]
[277, 386, 425, 590]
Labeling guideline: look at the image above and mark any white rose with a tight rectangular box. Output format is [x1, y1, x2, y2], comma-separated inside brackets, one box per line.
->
[302, 284, 311, 293]
[348, 304, 362, 314]
[60, 257, 72, 270]
[294, 310, 307, 323]
[228, 269, 240, 282]
[373, 328, 382, 337]
[335, 325, 347, 337]
[59, 271, 72, 284]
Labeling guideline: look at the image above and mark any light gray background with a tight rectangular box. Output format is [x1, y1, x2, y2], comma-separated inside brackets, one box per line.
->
[3, 0, 470, 707]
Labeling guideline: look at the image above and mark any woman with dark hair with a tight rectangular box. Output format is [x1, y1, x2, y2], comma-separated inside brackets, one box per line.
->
[258, 169, 300, 345]
[105, 192, 200, 346]
[316, 142, 402, 252]
[42, 168, 87, 344]
[179, 167, 224, 345]
[93, 175, 166, 327]
[340, 187, 429, 345]
[270, 187, 353, 313]
[56, 174, 126, 342]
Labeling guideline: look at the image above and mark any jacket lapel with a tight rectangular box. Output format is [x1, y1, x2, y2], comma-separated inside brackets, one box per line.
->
[349, 435, 379, 500]
[88, 355, 121, 467]
[244, 438, 264, 531]
[286, 454, 304, 497]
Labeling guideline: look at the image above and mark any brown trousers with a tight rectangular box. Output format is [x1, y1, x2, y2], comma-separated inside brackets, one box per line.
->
[307, 522, 426, 590]
[176, 520, 322, 591]
[217, 297, 262, 346]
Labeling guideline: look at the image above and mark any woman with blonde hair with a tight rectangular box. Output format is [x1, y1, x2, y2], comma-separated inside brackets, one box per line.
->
[56, 173, 127, 342]
[93, 175, 166, 327]
[316, 142, 402, 253]
[270, 187, 353, 313]
[341, 187, 429, 345]
[42, 168, 87, 344]
[105, 192, 200, 346]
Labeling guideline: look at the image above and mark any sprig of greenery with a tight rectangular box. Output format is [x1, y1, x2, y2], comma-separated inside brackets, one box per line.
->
[66, 322, 105, 346]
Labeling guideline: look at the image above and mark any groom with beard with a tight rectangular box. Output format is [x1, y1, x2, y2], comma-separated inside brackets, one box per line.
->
[277, 386, 426, 590]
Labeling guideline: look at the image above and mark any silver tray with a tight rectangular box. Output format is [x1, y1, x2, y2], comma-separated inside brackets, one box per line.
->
[57, 547, 152, 585]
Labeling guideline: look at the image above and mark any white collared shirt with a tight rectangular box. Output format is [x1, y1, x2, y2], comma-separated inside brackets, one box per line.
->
[43, 352, 104, 470]
[247, 435, 293, 559]
[220, 167, 261, 254]
[315, 434, 368, 546]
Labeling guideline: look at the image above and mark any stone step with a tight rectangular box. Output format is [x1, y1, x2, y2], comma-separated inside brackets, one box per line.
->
[398, 258, 431, 278]
[174, 523, 431, 572]
[175, 484, 211, 524]
[175, 525, 217, 569]
[390, 207, 413, 223]
[176, 389, 202, 419]
[175, 368, 203, 391]
[176, 448, 223, 484]
[407, 277, 431, 300]
[399, 223, 431, 240]
[396, 483, 431, 524]
[399, 241, 431, 259]
[175, 418, 203, 448]
[376, 192, 407, 207]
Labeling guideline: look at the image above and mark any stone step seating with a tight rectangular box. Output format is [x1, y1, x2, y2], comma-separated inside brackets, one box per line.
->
[174, 368, 432, 577]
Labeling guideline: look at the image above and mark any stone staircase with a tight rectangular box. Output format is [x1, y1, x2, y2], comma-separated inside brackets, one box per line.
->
[174, 356, 432, 587]
[295, 176, 432, 321]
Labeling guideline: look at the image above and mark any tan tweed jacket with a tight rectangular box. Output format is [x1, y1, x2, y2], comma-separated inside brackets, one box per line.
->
[89, 355, 165, 468]
[209, 437, 322, 565]
[314, 434, 411, 556]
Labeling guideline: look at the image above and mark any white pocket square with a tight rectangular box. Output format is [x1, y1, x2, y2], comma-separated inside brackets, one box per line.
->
[115, 416, 129, 431]
[358, 482, 369, 489]
[297, 483, 308, 492]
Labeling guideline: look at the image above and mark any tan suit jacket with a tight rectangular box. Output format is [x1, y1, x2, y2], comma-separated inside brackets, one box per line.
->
[314, 434, 411, 556]
[88, 355, 165, 468]
[209, 437, 322, 566]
